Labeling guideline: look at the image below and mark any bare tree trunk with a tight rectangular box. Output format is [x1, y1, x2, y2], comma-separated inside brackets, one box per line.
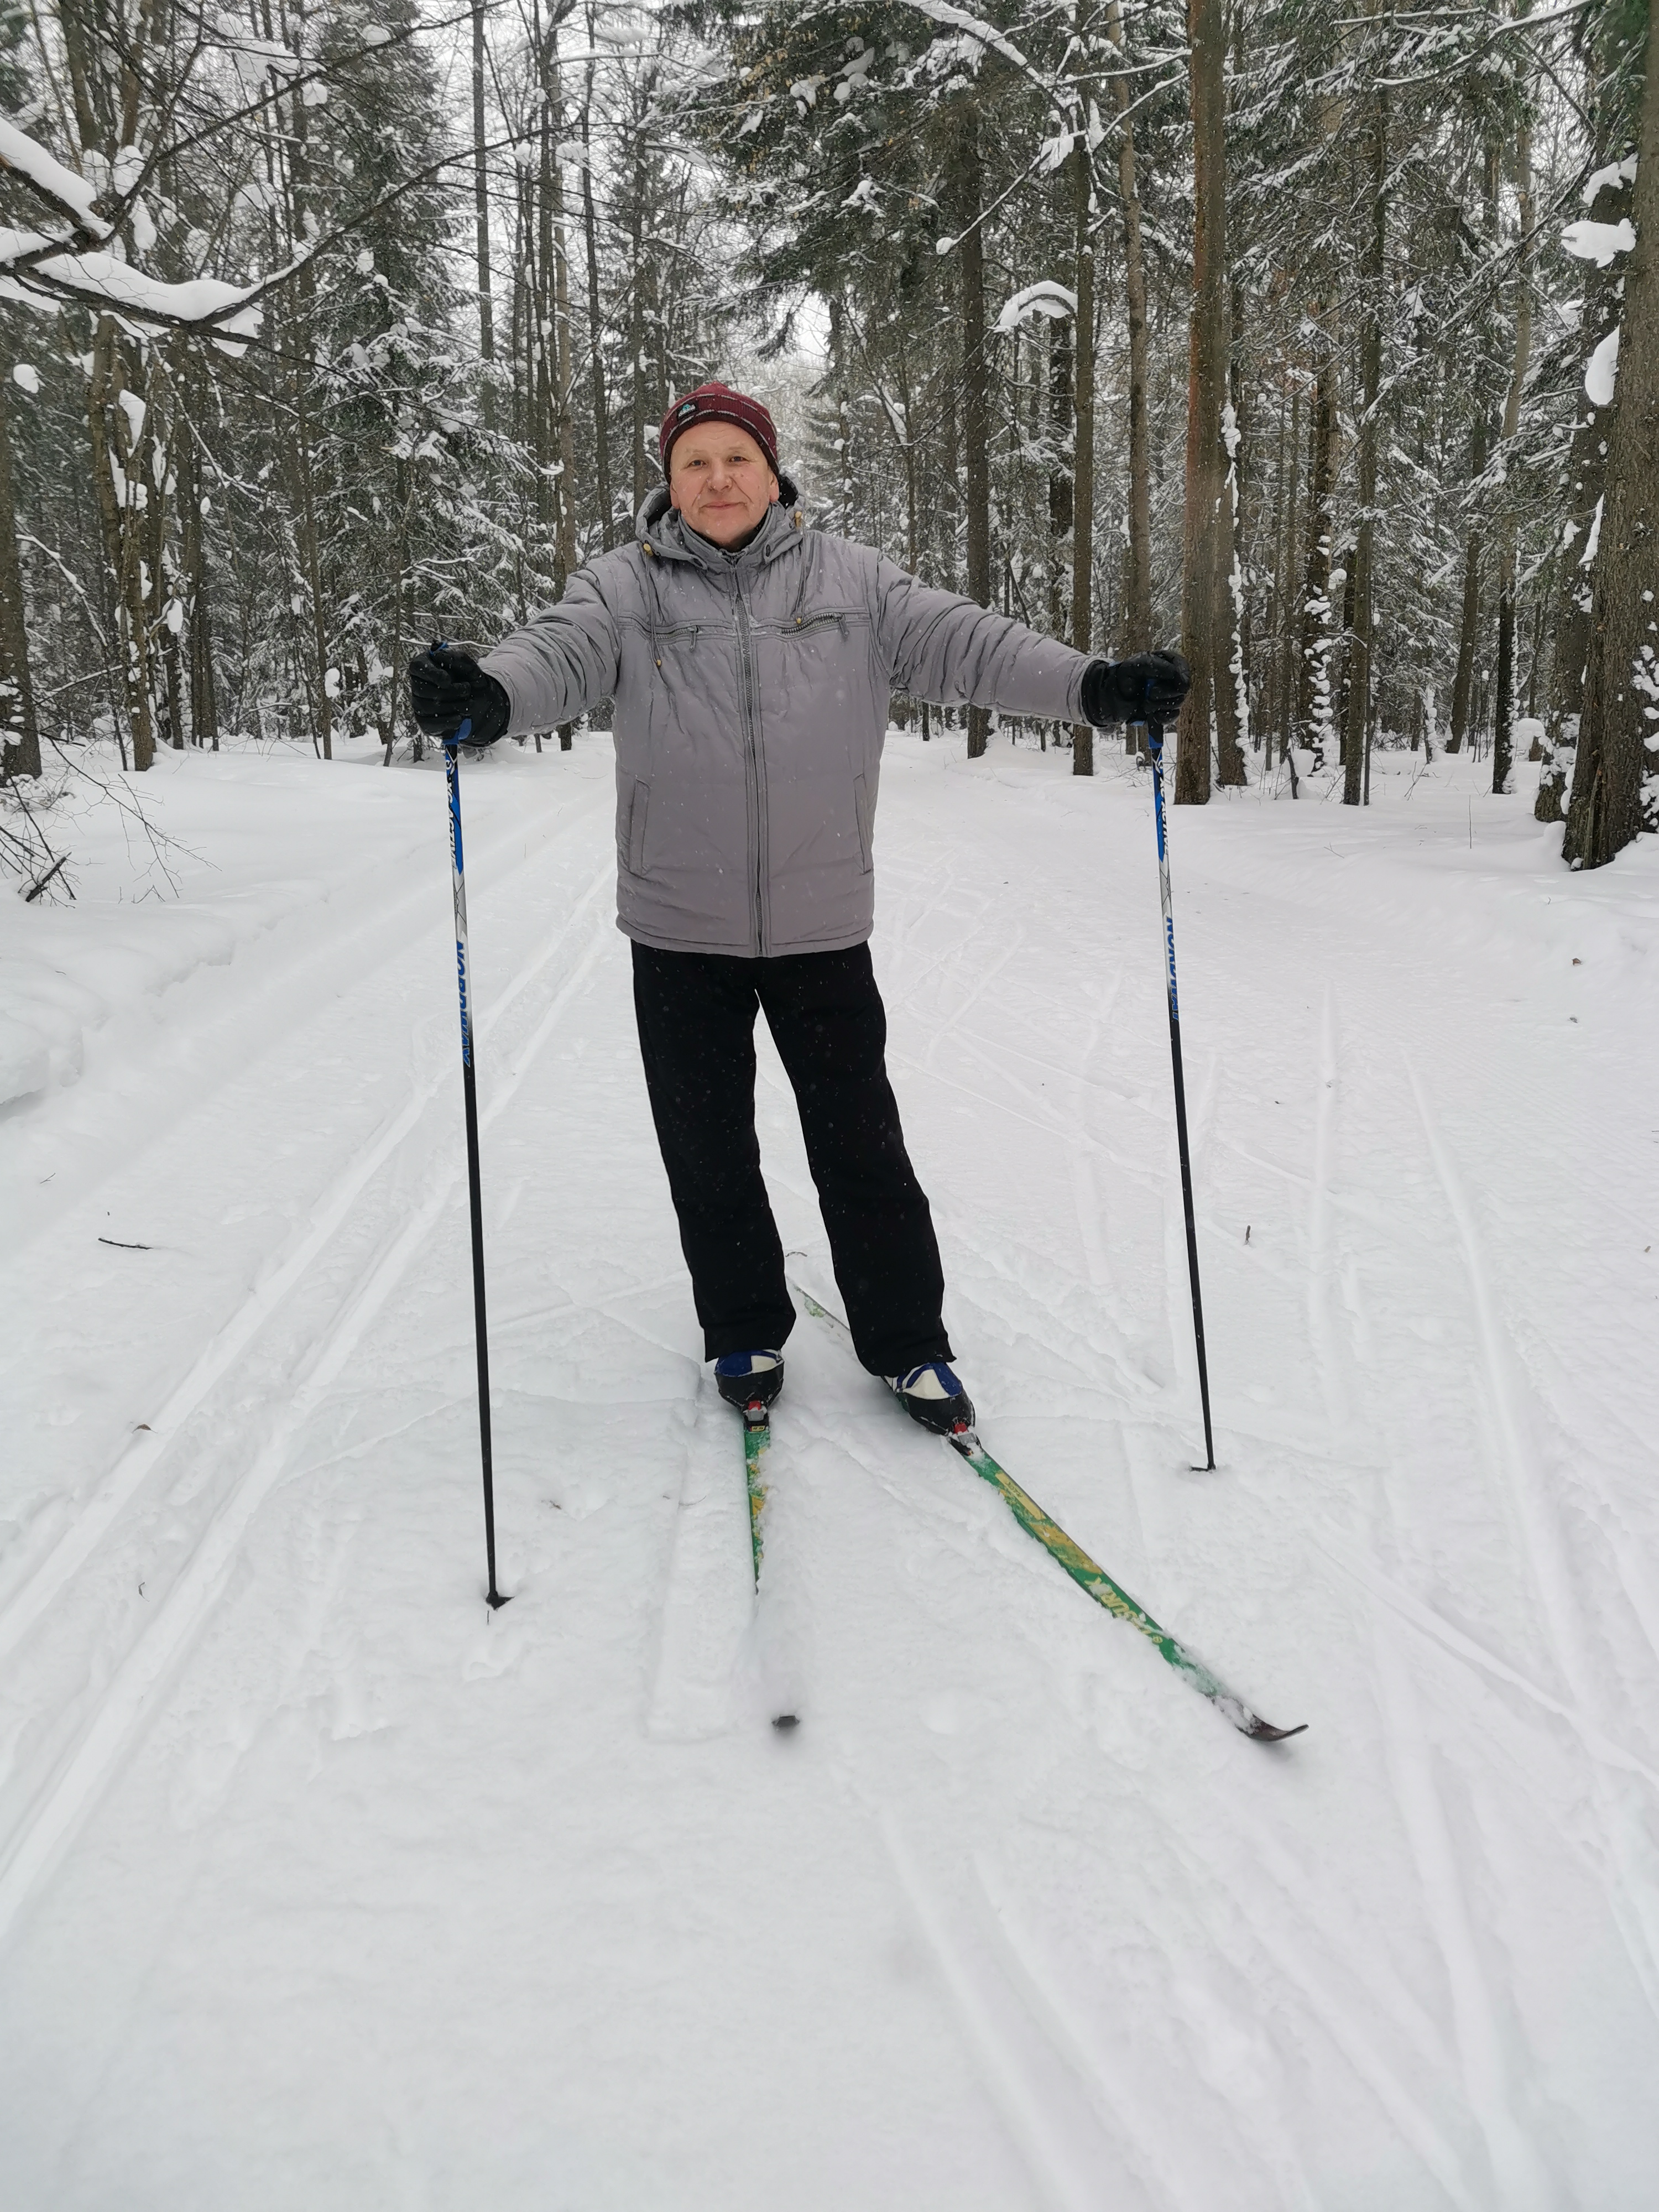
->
[1071, 28, 1097, 780]
[1538, 167, 1631, 820]
[955, 113, 992, 759]
[0, 356, 39, 780]
[88, 317, 155, 770]
[545, 33, 578, 752]
[581, 34, 614, 550]
[291, 356, 332, 761]
[472, 0, 495, 426]
[1493, 120, 1534, 797]
[941, 293, 961, 594]
[1108, 0, 1151, 685]
[1564, 1, 1659, 867]
[142, 357, 182, 753]
[1217, 283, 1247, 786]
[628, 113, 650, 512]
[1447, 432, 1483, 754]
[1296, 320, 1339, 767]
[1449, 149, 1501, 758]
[1047, 305, 1072, 645]
[1275, 375, 1301, 768]
[1260, 374, 1289, 771]
[284, 72, 332, 761]
[1176, 0, 1230, 804]
[1344, 89, 1387, 807]
[174, 346, 218, 751]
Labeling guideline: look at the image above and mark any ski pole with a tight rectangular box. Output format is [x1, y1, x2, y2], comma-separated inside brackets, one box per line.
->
[1133, 716, 1216, 1472]
[444, 712, 509, 1606]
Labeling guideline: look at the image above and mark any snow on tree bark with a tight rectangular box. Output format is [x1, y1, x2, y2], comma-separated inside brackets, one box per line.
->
[1176, 0, 1232, 806]
[1564, 6, 1659, 869]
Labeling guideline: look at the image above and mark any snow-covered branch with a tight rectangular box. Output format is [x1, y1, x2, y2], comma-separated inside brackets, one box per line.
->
[0, 115, 111, 243]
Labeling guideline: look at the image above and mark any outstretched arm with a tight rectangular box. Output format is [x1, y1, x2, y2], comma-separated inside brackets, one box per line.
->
[479, 571, 623, 735]
[875, 558, 1088, 721]
[875, 558, 1190, 728]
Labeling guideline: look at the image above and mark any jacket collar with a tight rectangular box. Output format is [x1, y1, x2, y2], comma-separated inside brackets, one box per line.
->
[635, 479, 804, 573]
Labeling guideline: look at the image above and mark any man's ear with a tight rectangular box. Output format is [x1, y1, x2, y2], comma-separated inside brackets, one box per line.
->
[767, 470, 780, 504]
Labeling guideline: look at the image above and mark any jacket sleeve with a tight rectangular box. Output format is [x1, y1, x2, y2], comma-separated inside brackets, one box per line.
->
[478, 566, 622, 734]
[874, 557, 1092, 723]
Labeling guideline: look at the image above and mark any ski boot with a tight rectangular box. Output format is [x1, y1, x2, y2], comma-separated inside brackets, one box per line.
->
[714, 1350, 784, 1417]
[886, 1360, 974, 1436]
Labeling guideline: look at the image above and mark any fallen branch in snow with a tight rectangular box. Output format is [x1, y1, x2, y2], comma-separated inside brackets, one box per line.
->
[23, 851, 69, 902]
[1, 774, 73, 899]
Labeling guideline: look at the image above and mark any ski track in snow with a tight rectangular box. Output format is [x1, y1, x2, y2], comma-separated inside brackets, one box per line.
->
[2, 736, 1657, 2207]
[0, 852, 613, 1669]
[0, 869, 617, 1941]
[1407, 1061, 1659, 2030]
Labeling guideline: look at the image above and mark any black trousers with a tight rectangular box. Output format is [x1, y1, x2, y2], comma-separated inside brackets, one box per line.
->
[631, 940, 952, 1375]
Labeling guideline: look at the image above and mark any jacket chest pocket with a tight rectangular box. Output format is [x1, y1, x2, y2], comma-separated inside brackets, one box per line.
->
[776, 610, 862, 643]
[650, 622, 702, 662]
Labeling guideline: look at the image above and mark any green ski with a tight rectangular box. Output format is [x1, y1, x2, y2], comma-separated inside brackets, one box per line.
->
[742, 1404, 771, 1586]
[789, 1281, 1305, 1744]
[733, 1398, 799, 1731]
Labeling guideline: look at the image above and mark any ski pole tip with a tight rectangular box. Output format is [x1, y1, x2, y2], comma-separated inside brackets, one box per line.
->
[486, 1587, 512, 1611]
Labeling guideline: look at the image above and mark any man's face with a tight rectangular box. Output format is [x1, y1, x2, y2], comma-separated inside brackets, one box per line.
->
[667, 422, 779, 547]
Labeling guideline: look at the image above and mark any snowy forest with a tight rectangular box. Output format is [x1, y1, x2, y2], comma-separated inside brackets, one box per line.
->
[6, 5, 1659, 2199]
[0, 0, 1655, 883]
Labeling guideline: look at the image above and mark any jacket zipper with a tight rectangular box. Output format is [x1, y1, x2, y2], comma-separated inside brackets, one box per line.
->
[734, 579, 767, 957]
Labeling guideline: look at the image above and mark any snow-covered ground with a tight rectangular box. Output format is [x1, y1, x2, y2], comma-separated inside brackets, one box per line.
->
[2, 732, 1656, 2210]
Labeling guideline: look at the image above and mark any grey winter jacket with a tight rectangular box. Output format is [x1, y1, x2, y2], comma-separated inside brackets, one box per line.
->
[481, 488, 1092, 958]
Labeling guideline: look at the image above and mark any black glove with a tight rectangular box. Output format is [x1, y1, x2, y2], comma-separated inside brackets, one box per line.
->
[408, 643, 511, 745]
[1080, 650, 1192, 727]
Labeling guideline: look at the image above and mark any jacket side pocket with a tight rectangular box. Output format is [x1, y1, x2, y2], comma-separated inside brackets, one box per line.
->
[853, 772, 874, 873]
[628, 776, 651, 874]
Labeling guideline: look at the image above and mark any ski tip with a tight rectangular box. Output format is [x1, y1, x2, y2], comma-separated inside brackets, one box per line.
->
[1241, 1717, 1307, 1743]
[772, 1712, 800, 1732]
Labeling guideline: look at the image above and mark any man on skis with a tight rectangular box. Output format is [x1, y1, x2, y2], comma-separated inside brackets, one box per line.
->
[410, 382, 1188, 1437]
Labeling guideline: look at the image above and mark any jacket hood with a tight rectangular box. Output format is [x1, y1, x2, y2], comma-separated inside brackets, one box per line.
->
[635, 477, 804, 572]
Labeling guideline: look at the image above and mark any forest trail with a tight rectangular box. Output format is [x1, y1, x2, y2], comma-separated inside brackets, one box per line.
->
[1, 734, 1655, 2209]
